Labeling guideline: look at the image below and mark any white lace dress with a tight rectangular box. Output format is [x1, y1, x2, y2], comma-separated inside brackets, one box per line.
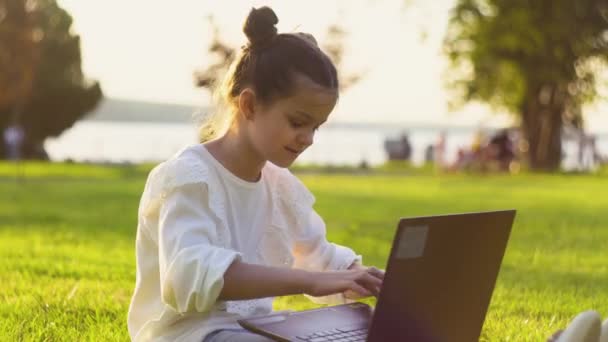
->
[127, 144, 362, 342]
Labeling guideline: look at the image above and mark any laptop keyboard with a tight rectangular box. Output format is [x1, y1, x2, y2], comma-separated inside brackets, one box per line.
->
[295, 325, 368, 341]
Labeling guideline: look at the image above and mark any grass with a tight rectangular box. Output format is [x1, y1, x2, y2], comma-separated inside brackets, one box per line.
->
[1, 162, 607, 341]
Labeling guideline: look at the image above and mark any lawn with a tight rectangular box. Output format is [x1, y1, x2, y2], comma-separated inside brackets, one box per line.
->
[1, 162, 607, 341]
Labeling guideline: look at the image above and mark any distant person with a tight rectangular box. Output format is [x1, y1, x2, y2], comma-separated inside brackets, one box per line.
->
[434, 131, 447, 170]
[470, 129, 485, 158]
[451, 147, 473, 171]
[487, 129, 515, 171]
[424, 144, 435, 164]
[127, 7, 384, 342]
[581, 134, 599, 171]
[3, 124, 24, 160]
[577, 130, 589, 171]
[590, 136, 604, 165]
[400, 132, 412, 161]
[383, 131, 411, 161]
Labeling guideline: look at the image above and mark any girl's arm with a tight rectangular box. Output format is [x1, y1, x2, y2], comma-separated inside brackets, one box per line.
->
[159, 183, 379, 305]
[287, 210, 384, 302]
[219, 259, 382, 301]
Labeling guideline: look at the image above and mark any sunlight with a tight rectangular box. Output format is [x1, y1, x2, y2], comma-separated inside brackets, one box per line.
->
[55, 0, 606, 130]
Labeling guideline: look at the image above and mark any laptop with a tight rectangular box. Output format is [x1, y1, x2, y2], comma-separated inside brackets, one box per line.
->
[238, 210, 516, 342]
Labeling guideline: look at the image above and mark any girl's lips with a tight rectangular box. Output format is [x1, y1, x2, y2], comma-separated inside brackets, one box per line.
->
[285, 147, 301, 154]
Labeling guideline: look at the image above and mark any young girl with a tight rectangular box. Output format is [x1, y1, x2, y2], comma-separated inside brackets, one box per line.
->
[128, 7, 384, 342]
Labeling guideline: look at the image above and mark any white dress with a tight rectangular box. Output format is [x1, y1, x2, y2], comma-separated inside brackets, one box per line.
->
[127, 144, 362, 342]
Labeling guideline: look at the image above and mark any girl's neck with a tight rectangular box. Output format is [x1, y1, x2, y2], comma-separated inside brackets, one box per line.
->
[204, 130, 266, 182]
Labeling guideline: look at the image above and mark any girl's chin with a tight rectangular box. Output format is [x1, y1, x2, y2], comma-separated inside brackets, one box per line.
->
[270, 156, 297, 168]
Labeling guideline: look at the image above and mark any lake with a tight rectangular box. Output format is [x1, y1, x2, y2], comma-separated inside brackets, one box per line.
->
[44, 121, 607, 170]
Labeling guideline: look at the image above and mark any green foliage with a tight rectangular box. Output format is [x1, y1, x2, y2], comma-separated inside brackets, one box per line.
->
[445, 0, 607, 117]
[445, 0, 608, 170]
[1, 162, 607, 340]
[0, 0, 102, 159]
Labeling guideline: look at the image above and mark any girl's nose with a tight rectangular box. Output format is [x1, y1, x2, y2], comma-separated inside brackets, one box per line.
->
[298, 130, 315, 147]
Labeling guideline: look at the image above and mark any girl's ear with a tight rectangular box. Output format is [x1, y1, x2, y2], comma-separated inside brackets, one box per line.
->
[238, 88, 257, 121]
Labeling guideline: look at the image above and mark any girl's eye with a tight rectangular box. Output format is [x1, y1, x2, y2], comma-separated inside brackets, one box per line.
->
[289, 119, 305, 128]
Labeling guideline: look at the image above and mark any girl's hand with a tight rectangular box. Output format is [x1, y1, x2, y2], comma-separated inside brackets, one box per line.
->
[305, 266, 384, 299]
[344, 264, 385, 300]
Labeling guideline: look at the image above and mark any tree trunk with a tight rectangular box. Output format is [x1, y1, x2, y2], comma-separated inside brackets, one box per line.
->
[0, 139, 6, 159]
[521, 85, 564, 171]
[22, 137, 49, 160]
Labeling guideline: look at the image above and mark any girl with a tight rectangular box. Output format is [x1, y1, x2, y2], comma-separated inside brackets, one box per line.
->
[128, 7, 384, 342]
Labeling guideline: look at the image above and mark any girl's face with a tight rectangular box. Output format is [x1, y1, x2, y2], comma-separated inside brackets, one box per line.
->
[245, 76, 338, 168]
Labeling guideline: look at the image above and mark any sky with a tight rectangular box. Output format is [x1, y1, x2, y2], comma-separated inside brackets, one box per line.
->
[56, 0, 608, 131]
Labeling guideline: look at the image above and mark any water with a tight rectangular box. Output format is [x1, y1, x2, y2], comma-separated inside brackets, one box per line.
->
[45, 121, 200, 164]
[45, 121, 607, 169]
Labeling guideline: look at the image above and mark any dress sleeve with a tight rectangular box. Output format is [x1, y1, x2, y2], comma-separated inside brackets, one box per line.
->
[292, 209, 363, 304]
[158, 182, 242, 314]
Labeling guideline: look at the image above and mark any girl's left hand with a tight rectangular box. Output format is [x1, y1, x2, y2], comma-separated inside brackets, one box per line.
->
[344, 263, 385, 300]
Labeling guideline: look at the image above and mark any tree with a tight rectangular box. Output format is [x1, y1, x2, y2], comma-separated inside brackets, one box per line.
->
[193, 16, 235, 90]
[194, 16, 361, 95]
[444, 0, 608, 171]
[0, 0, 102, 160]
[0, 0, 39, 111]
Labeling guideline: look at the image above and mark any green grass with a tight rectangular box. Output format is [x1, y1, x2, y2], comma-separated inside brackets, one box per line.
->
[1, 162, 607, 341]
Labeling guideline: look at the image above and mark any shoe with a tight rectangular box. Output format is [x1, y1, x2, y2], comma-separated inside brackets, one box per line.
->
[557, 311, 601, 342]
[599, 318, 608, 342]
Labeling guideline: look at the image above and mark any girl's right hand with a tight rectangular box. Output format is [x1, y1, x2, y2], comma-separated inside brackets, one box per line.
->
[305, 268, 383, 299]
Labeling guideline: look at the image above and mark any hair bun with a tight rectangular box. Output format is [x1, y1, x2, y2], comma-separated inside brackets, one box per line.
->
[243, 7, 278, 48]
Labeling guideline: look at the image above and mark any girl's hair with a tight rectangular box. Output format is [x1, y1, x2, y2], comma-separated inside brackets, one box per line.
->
[199, 6, 339, 141]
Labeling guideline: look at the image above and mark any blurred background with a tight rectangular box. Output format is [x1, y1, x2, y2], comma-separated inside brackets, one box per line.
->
[1, 0, 607, 340]
[2, 0, 606, 172]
